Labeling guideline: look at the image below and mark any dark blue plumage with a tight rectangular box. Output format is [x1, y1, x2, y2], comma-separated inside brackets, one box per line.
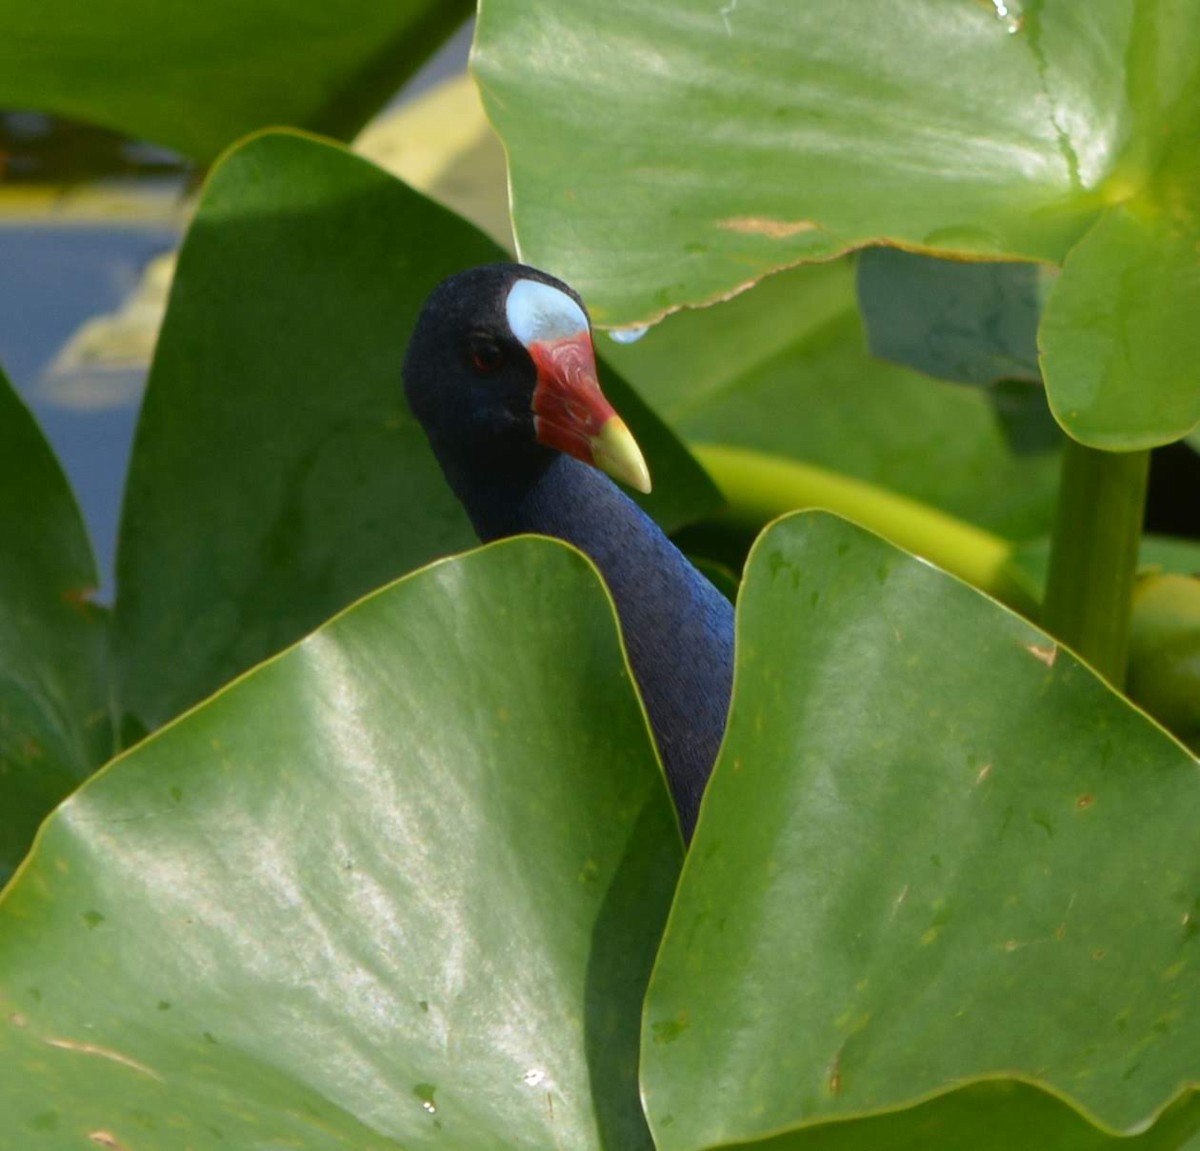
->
[404, 263, 733, 841]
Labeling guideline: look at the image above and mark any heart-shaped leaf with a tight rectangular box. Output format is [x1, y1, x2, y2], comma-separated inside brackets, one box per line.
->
[644, 512, 1200, 1150]
[114, 130, 718, 736]
[2, 538, 680, 1147]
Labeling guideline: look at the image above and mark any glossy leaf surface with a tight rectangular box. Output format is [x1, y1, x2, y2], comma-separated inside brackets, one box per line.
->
[0, 367, 110, 882]
[603, 259, 1061, 540]
[476, 0, 1095, 323]
[0, 0, 472, 160]
[477, 0, 1200, 446]
[2, 539, 680, 1148]
[644, 512, 1200, 1150]
[115, 130, 717, 734]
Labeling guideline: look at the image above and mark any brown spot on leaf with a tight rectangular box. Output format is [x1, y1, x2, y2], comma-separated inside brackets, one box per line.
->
[717, 216, 820, 239]
[1025, 642, 1058, 667]
[827, 1043, 845, 1095]
[1076, 794, 1095, 810]
[61, 585, 99, 615]
[45, 1037, 162, 1080]
[89, 1134, 131, 1151]
[975, 763, 992, 786]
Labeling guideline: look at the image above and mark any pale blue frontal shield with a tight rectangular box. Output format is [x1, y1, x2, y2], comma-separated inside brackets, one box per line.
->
[506, 278, 589, 348]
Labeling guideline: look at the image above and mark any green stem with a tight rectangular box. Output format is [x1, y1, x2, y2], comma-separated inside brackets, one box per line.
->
[1041, 438, 1150, 686]
[691, 443, 1035, 612]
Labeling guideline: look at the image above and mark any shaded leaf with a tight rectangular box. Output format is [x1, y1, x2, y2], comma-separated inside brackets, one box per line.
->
[1006, 532, 1200, 603]
[856, 247, 1050, 386]
[644, 512, 1200, 1150]
[2, 538, 680, 1148]
[114, 130, 717, 734]
[603, 259, 1061, 540]
[0, 0, 473, 161]
[0, 365, 110, 883]
[1127, 574, 1200, 750]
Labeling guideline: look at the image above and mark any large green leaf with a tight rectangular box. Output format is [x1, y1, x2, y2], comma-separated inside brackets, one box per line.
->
[0, 0, 472, 161]
[2, 538, 680, 1147]
[114, 130, 717, 735]
[0, 366, 110, 883]
[476, 0, 1200, 447]
[643, 512, 1200, 1150]
[602, 259, 1061, 541]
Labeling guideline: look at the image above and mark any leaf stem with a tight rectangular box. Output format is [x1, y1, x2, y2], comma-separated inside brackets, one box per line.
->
[691, 443, 1034, 612]
[1040, 438, 1150, 686]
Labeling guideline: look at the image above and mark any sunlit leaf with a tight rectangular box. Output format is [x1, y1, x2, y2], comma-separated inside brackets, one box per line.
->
[477, 0, 1200, 446]
[2, 538, 679, 1148]
[644, 511, 1200, 1151]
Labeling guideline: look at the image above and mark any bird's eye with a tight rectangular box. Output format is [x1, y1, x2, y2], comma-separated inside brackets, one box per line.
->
[470, 341, 504, 374]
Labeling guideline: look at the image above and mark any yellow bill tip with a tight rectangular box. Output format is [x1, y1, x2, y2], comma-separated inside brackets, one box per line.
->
[591, 417, 652, 494]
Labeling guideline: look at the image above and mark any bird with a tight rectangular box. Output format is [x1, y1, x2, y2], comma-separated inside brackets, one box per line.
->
[403, 263, 734, 842]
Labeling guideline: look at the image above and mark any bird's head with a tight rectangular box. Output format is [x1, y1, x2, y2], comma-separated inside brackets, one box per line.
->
[403, 263, 652, 494]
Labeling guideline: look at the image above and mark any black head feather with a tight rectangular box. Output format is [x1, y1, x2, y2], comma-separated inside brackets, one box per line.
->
[403, 262, 588, 461]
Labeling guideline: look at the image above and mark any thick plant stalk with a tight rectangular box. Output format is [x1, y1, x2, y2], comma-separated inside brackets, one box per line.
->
[1041, 438, 1150, 687]
[691, 443, 1034, 612]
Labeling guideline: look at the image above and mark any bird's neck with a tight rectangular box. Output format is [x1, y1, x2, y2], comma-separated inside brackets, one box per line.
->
[436, 447, 735, 842]
[437, 447, 660, 571]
